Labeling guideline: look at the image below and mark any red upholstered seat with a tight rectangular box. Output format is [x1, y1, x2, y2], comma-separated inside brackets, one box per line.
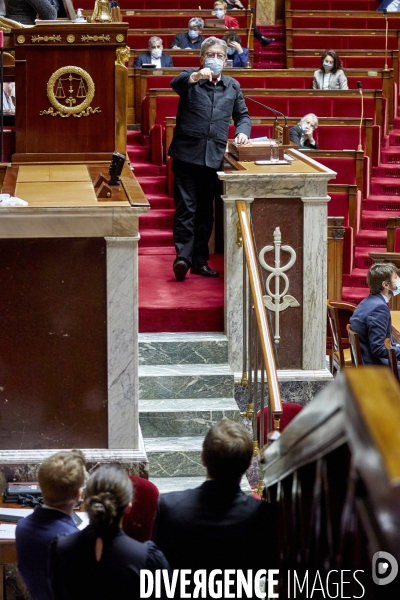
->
[122, 476, 159, 543]
[394, 228, 400, 252]
[257, 403, 304, 446]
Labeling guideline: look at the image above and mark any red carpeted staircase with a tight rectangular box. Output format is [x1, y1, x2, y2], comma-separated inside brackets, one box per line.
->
[342, 119, 400, 304]
[127, 131, 224, 332]
[253, 25, 285, 69]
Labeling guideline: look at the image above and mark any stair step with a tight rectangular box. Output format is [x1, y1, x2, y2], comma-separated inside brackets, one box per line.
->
[139, 228, 174, 247]
[362, 210, 394, 230]
[130, 163, 166, 177]
[371, 178, 400, 195]
[355, 229, 387, 247]
[363, 196, 400, 211]
[139, 364, 234, 400]
[150, 476, 252, 494]
[372, 165, 400, 177]
[144, 436, 205, 477]
[139, 397, 238, 437]
[136, 176, 166, 195]
[388, 130, 400, 145]
[143, 194, 174, 210]
[139, 209, 174, 230]
[381, 148, 400, 164]
[354, 247, 378, 269]
[139, 246, 175, 255]
[139, 332, 229, 365]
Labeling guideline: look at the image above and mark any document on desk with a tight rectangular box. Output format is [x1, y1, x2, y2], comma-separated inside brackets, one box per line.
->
[0, 524, 17, 539]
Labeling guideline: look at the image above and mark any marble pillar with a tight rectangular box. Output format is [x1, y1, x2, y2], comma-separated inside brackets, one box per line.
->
[219, 150, 335, 383]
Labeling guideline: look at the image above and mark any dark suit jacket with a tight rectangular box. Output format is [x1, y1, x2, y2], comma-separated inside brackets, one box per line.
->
[16, 506, 77, 600]
[170, 33, 205, 49]
[289, 124, 319, 149]
[350, 292, 400, 367]
[50, 526, 170, 600]
[152, 479, 276, 575]
[169, 70, 251, 169]
[133, 53, 174, 68]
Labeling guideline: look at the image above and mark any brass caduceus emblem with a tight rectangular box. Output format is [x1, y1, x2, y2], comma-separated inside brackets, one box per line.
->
[259, 227, 300, 345]
[40, 66, 101, 118]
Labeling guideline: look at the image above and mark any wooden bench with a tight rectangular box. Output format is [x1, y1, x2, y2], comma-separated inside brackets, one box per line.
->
[287, 28, 400, 53]
[127, 28, 253, 51]
[285, 6, 400, 30]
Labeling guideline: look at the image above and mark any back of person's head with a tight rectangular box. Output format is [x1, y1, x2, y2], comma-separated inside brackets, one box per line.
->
[85, 465, 132, 534]
[223, 31, 241, 44]
[38, 449, 86, 509]
[202, 418, 253, 482]
[320, 49, 342, 73]
[367, 262, 398, 293]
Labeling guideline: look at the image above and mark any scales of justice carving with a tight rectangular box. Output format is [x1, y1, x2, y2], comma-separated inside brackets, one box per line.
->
[40, 66, 101, 118]
[259, 227, 300, 345]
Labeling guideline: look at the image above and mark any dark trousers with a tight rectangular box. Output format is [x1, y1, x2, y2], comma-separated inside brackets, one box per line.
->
[172, 158, 219, 267]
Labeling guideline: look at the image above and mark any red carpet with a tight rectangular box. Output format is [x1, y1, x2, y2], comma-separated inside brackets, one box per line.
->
[128, 131, 224, 332]
[138, 254, 224, 332]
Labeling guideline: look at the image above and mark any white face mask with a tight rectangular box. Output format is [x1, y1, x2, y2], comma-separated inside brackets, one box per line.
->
[323, 61, 333, 70]
[151, 48, 162, 59]
[391, 279, 400, 296]
[204, 57, 224, 75]
[215, 9, 224, 18]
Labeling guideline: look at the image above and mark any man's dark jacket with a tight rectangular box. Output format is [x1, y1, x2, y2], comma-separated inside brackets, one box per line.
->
[289, 124, 318, 149]
[350, 292, 400, 365]
[133, 53, 174, 68]
[170, 33, 205, 49]
[152, 479, 275, 572]
[168, 69, 251, 169]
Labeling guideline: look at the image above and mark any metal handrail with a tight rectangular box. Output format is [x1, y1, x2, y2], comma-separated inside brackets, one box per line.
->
[237, 200, 282, 445]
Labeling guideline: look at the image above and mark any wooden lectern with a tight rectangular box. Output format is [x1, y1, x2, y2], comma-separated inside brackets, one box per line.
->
[12, 22, 129, 162]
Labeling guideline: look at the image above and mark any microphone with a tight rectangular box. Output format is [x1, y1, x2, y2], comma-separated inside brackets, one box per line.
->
[242, 94, 290, 145]
[357, 81, 363, 152]
[383, 8, 389, 71]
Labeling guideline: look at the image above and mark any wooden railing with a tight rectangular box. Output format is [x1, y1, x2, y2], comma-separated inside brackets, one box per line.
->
[261, 367, 400, 597]
[236, 200, 282, 492]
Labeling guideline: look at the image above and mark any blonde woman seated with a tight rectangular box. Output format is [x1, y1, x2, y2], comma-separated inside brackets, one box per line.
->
[313, 50, 348, 90]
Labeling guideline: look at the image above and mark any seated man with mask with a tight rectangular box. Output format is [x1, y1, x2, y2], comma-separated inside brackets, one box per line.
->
[134, 36, 174, 68]
[223, 32, 248, 67]
[170, 18, 205, 50]
[289, 113, 319, 150]
[350, 262, 400, 376]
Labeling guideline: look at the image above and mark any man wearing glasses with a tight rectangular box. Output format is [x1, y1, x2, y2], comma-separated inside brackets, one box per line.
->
[169, 37, 251, 281]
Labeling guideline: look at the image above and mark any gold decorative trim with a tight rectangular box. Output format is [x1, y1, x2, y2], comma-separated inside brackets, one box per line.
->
[40, 66, 101, 118]
[81, 34, 110, 42]
[17, 35, 25, 44]
[115, 46, 130, 68]
[116, 34, 124, 42]
[32, 35, 62, 43]
[67, 34, 75, 43]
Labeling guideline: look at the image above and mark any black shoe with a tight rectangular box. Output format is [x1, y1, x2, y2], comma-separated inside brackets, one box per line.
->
[190, 263, 219, 277]
[173, 260, 189, 281]
[260, 36, 275, 47]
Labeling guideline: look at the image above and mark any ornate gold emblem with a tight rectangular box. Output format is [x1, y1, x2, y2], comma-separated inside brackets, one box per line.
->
[40, 66, 101, 118]
[81, 34, 110, 42]
[115, 46, 130, 67]
[17, 35, 25, 43]
[116, 34, 124, 42]
[32, 35, 62, 43]
[67, 34, 75, 43]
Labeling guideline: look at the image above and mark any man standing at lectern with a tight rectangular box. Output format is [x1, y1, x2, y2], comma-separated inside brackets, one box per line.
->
[169, 37, 251, 281]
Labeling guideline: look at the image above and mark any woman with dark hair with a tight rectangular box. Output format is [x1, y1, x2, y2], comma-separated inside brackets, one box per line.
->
[313, 50, 348, 90]
[223, 32, 249, 67]
[49, 465, 170, 600]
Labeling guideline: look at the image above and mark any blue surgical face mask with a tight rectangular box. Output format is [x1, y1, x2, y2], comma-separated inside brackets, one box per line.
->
[215, 9, 225, 18]
[227, 46, 235, 55]
[323, 61, 333, 70]
[204, 57, 224, 75]
[188, 29, 199, 39]
[301, 123, 309, 132]
[391, 279, 400, 296]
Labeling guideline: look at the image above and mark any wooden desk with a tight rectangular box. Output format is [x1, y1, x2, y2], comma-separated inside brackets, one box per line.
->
[392, 311, 400, 344]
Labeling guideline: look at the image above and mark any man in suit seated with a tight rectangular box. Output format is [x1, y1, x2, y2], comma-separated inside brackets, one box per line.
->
[289, 113, 319, 149]
[134, 36, 174, 68]
[350, 262, 400, 375]
[170, 18, 205, 50]
[16, 450, 86, 600]
[153, 419, 276, 580]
